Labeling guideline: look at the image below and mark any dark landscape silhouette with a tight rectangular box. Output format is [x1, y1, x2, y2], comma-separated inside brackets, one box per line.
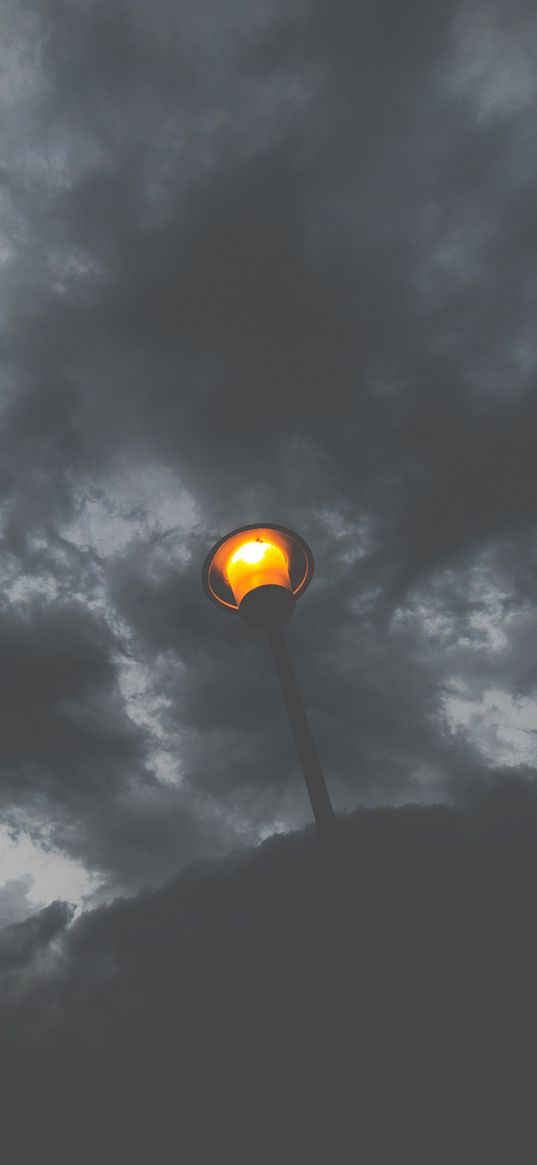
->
[2, 775, 535, 1161]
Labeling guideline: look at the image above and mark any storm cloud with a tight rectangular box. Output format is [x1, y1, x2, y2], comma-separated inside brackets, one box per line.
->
[1, 0, 537, 913]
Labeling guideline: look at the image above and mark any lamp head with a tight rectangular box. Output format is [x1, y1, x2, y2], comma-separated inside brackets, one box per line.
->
[202, 524, 314, 631]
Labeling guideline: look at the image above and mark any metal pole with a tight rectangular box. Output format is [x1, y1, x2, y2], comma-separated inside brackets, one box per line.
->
[267, 626, 339, 849]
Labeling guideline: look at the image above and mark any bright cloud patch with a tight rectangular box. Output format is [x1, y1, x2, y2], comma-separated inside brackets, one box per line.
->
[444, 686, 537, 767]
[61, 465, 198, 559]
[0, 825, 100, 925]
[393, 558, 513, 652]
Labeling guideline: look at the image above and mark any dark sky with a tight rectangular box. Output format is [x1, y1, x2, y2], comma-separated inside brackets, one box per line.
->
[1, 1, 537, 1150]
[2, 0, 537, 916]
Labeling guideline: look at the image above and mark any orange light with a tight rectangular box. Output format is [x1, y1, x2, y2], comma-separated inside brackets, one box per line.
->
[202, 524, 314, 613]
[225, 539, 291, 605]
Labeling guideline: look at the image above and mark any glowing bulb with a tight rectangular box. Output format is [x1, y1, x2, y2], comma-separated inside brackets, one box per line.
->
[230, 541, 270, 567]
[225, 539, 291, 605]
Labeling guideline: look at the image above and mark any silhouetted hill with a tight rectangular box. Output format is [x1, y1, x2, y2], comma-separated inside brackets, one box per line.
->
[1, 779, 537, 1161]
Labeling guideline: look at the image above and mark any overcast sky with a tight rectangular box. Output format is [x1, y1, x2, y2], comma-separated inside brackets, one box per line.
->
[1, 0, 537, 925]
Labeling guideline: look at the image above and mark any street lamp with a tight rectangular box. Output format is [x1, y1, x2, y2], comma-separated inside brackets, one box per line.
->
[202, 523, 338, 848]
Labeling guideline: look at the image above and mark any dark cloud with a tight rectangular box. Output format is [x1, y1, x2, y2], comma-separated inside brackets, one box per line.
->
[1, 792, 536, 1159]
[0, 595, 234, 894]
[1, 0, 537, 911]
[0, 899, 73, 998]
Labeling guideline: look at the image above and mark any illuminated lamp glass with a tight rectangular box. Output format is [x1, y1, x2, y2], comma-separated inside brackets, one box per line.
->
[202, 524, 314, 617]
[225, 539, 291, 605]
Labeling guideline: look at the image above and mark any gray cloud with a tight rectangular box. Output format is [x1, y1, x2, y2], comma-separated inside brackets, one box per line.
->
[0, 876, 33, 928]
[1, 0, 536, 907]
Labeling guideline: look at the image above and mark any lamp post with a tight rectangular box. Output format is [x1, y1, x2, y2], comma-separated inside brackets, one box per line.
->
[202, 523, 338, 849]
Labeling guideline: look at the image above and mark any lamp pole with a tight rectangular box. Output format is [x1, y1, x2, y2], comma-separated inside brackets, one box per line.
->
[267, 626, 338, 848]
[202, 524, 338, 850]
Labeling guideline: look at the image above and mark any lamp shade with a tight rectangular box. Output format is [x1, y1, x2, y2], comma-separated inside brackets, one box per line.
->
[202, 524, 314, 613]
